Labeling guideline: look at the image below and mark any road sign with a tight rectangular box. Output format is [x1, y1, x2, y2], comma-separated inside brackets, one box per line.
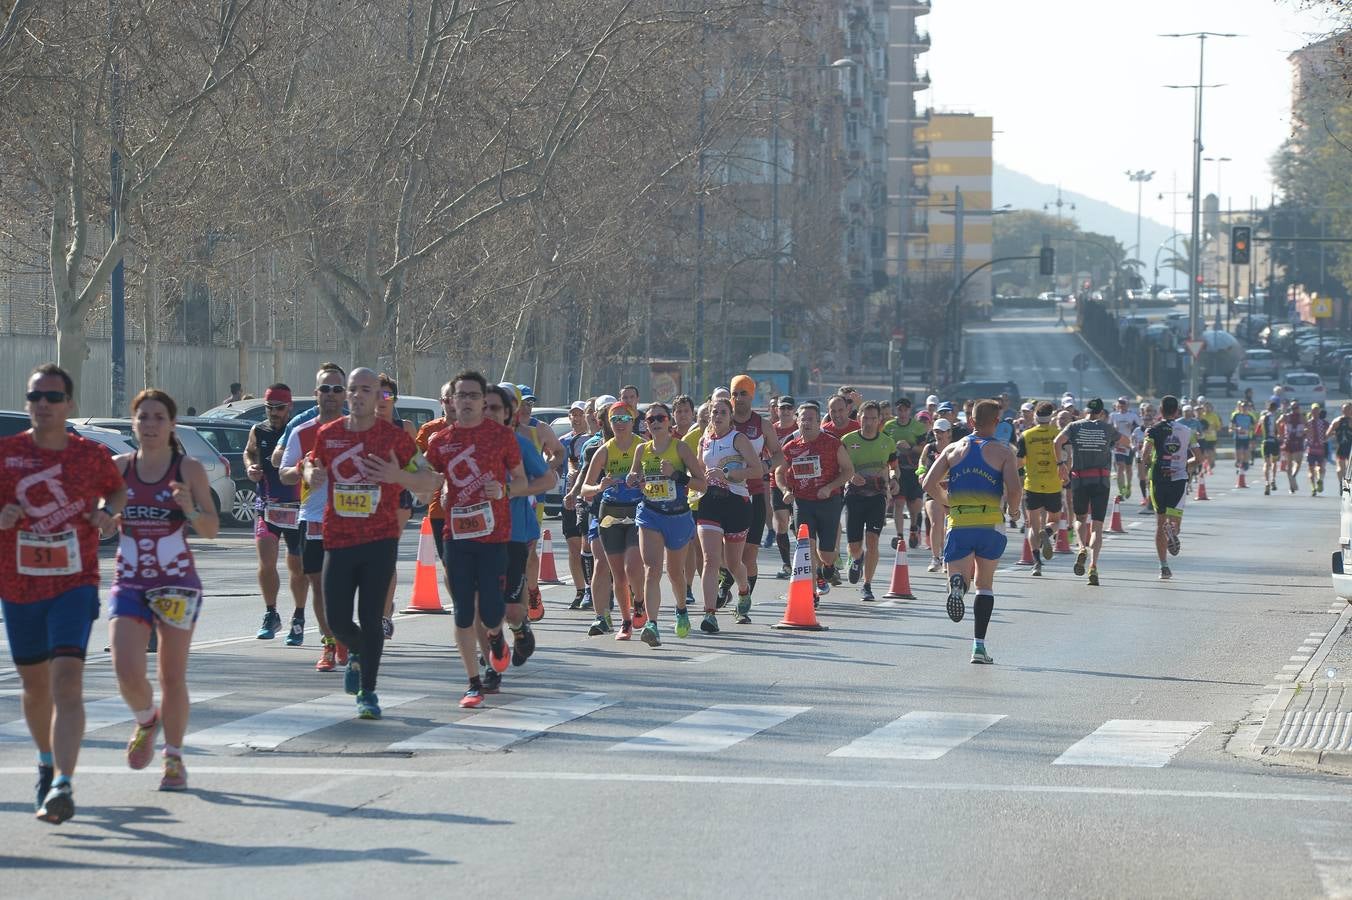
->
[1184, 339, 1205, 360]
[1313, 296, 1333, 319]
[1071, 353, 1090, 372]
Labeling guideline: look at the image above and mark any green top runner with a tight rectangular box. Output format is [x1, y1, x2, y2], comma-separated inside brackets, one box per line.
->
[841, 429, 898, 497]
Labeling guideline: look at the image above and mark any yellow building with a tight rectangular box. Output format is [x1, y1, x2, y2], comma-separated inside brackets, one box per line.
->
[910, 114, 994, 303]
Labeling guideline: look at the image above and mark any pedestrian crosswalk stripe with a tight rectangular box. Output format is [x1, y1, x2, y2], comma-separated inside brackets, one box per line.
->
[1052, 719, 1209, 767]
[388, 692, 612, 752]
[828, 711, 1005, 760]
[0, 692, 232, 743]
[187, 693, 422, 749]
[609, 704, 809, 754]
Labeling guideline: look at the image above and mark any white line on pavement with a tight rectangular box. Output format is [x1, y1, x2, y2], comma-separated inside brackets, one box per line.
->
[609, 704, 809, 753]
[829, 711, 1005, 760]
[1052, 720, 1210, 768]
[187, 693, 422, 750]
[0, 692, 231, 743]
[388, 692, 612, 752]
[681, 651, 728, 665]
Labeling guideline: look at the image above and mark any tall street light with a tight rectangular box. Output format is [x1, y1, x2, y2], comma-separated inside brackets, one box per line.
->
[1163, 29, 1236, 399]
[1125, 169, 1155, 271]
[1203, 155, 1231, 300]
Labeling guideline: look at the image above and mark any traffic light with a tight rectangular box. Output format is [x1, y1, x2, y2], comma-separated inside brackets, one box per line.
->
[1230, 225, 1251, 265]
[1039, 246, 1055, 276]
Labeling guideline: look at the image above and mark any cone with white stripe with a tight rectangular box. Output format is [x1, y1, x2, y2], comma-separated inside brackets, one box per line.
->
[773, 525, 827, 630]
[1109, 495, 1125, 533]
[538, 528, 561, 584]
[883, 530, 917, 600]
[1055, 509, 1072, 554]
[404, 515, 447, 613]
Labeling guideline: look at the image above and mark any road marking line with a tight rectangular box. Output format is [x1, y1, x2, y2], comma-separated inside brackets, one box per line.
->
[1052, 719, 1209, 768]
[828, 711, 1005, 760]
[1283, 665, 1304, 671]
[1303, 638, 1323, 645]
[389, 692, 612, 752]
[0, 692, 231, 743]
[681, 651, 728, 665]
[1311, 632, 1329, 637]
[187, 693, 422, 750]
[609, 704, 809, 754]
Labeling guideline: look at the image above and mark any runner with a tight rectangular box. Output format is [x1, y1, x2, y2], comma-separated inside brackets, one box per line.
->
[414, 382, 457, 563]
[1279, 401, 1307, 494]
[244, 384, 306, 644]
[1134, 403, 1155, 510]
[694, 397, 764, 631]
[627, 401, 705, 640]
[516, 385, 564, 618]
[921, 400, 1022, 665]
[278, 363, 346, 671]
[1142, 395, 1199, 580]
[304, 368, 428, 720]
[375, 374, 419, 640]
[0, 364, 126, 823]
[580, 401, 648, 639]
[917, 418, 953, 572]
[1230, 399, 1256, 477]
[777, 402, 853, 598]
[822, 394, 853, 439]
[1329, 402, 1352, 490]
[558, 401, 592, 608]
[884, 398, 928, 552]
[1108, 397, 1142, 499]
[726, 374, 785, 614]
[567, 396, 618, 619]
[1259, 399, 1282, 495]
[423, 371, 526, 709]
[1054, 398, 1129, 586]
[769, 396, 799, 577]
[1016, 401, 1061, 577]
[110, 389, 220, 792]
[1308, 402, 1330, 496]
[681, 400, 710, 605]
[1197, 398, 1222, 475]
[842, 401, 898, 601]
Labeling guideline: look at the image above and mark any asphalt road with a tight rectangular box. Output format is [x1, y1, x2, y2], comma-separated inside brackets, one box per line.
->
[3, 315, 1352, 896]
[964, 306, 1133, 403]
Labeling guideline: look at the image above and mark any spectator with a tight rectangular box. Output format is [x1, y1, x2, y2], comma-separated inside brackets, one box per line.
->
[223, 382, 243, 403]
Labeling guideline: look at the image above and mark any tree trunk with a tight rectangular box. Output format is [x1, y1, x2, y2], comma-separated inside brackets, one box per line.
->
[143, 252, 159, 390]
[55, 307, 89, 414]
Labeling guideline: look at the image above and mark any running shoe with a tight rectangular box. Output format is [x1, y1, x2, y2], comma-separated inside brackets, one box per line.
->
[615, 620, 633, 641]
[37, 782, 74, 824]
[285, 617, 305, 647]
[848, 556, 863, 584]
[1031, 561, 1042, 577]
[734, 592, 752, 625]
[382, 616, 394, 640]
[335, 642, 349, 668]
[579, 589, 593, 610]
[828, 565, 842, 587]
[861, 583, 875, 602]
[675, 608, 691, 639]
[1073, 548, 1088, 577]
[126, 712, 160, 771]
[511, 624, 536, 667]
[1041, 531, 1055, 561]
[527, 587, 545, 621]
[908, 529, 919, 549]
[587, 615, 612, 636]
[481, 669, 502, 694]
[256, 609, 281, 640]
[776, 564, 791, 579]
[1165, 522, 1180, 557]
[632, 600, 648, 629]
[716, 570, 733, 608]
[569, 591, 585, 610]
[356, 692, 382, 720]
[641, 622, 661, 647]
[316, 641, 336, 672]
[816, 578, 830, 596]
[344, 652, 361, 695]
[488, 631, 510, 673]
[946, 573, 967, 623]
[926, 558, 941, 573]
[1264, 483, 1271, 496]
[762, 530, 776, 549]
[34, 765, 52, 813]
[1087, 566, 1099, 587]
[700, 612, 719, 634]
[1159, 565, 1172, 580]
[459, 687, 484, 709]
[970, 644, 994, 665]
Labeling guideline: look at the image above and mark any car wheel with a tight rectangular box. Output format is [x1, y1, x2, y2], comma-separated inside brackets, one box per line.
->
[231, 485, 259, 527]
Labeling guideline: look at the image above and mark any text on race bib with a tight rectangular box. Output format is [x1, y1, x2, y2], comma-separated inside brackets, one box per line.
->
[450, 502, 495, 539]
[17, 530, 80, 577]
[264, 502, 300, 529]
[643, 475, 676, 502]
[333, 483, 380, 518]
[146, 586, 201, 630]
[791, 456, 822, 480]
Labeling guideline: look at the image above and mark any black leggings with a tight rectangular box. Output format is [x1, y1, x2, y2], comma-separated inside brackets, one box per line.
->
[323, 538, 398, 694]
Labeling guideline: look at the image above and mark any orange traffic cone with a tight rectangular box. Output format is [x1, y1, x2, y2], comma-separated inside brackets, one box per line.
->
[1109, 496, 1125, 533]
[538, 528, 561, 584]
[1015, 535, 1035, 566]
[404, 516, 447, 614]
[883, 533, 916, 600]
[1236, 468, 1248, 489]
[1196, 472, 1210, 501]
[1055, 510, 1072, 554]
[773, 525, 827, 631]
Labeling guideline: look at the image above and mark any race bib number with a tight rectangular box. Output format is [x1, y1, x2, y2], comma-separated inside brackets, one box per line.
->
[264, 502, 300, 529]
[305, 520, 324, 540]
[333, 483, 380, 518]
[17, 530, 80, 577]
[643, 475, 676, 502]
[146, 586, 201, 630]
[450, 502, 494, 539]
[791, 455, 822, 481]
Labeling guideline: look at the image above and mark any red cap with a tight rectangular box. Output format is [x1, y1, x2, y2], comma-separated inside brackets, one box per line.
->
[264, 387, 292, 404]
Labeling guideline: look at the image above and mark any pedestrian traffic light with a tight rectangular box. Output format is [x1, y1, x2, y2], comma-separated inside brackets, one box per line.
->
[1230, 225, 1251, 265]
[1039, 246, 1055, 276]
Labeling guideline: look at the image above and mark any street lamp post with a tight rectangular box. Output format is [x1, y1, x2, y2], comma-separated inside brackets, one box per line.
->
[939, 193, 1012, 383]
[1203, 155, 1231, 302]
[1125, 170, 1155, 276]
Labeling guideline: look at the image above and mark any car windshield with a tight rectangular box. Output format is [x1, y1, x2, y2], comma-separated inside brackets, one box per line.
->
[1289, 374, 1320, 385]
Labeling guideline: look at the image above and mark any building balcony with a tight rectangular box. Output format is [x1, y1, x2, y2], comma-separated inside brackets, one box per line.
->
[889, 145, 929, 162]
[892, 0, 931, 14]
[895, 30, 931, 51]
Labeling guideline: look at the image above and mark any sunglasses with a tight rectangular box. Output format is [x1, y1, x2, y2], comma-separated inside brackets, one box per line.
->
[26, 390, 67, 404]
[265, 402, 289, 410]
[645, 414, 669, 424]
[317, 385, 346, 394]
[380, 390, 395, 400]
[610, 414, 634, 424]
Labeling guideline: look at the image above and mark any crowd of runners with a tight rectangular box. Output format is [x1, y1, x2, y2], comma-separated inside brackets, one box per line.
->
[0, 360, 1329, 823]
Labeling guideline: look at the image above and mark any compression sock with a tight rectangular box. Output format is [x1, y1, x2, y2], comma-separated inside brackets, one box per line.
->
[53, 774, 71, 788]
[581, 551, 594, 583]
[974, 592, 994, 641]
[777, 532, 791, 566]
[37, 751, 53, 767]
[747, 575, 758, 597]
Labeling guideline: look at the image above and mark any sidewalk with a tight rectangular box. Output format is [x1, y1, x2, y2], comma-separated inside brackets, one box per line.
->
[1251, 599, 1352, 774]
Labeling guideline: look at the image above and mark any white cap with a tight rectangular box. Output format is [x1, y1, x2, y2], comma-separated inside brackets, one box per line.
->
[1196, 395, 1208, 403]
[926, 394, 939, 405]
[933, 418, 953, 431]
[1061, 399, 1075, 408]
[596, 394, 617, 407]
[569, 400, 587, 411]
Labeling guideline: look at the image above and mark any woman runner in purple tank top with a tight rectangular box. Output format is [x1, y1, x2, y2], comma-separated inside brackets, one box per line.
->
[108, 390, 219, 791]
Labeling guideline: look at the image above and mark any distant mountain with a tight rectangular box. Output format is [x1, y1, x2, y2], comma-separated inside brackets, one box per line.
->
[994, 164, 1178, 274]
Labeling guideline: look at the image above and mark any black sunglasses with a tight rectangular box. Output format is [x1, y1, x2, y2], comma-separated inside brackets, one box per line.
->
[317, 385, 346, 394]
[26, 390, 67, 404]
[265, 402, 289, 410]
[646, 414, 669, 423]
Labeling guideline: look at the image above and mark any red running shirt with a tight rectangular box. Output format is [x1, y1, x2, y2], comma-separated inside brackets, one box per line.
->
[0, 432, 124, 603]
[425, 419, 522, 544]
[821, 417, 852, 439]
[310, 418, 417, 549]
[781, 432, 844, 499]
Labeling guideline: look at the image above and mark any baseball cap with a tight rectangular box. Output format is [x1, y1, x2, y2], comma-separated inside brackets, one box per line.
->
[1086, 398, 1105, 414]
[569, 400, 587, 412]
[497, 382, 523, 404]
[517, 384, 536, 402]
[1117, 396, 1129, 404]
[596, 394, 618, 407]
[777, 395, 796, 408]
[917, 411, 933, 423]
[933, 418, 953, 432]
[1020, 402, 1034, 412]
[1062, 399, 1076, 409]
[925, 394, 939, 406]
[1196, 395, 1207, 404]
[937, 402, 954, 413]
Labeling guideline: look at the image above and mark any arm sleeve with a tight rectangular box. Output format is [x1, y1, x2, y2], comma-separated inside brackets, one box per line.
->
[279, 428, 303, 469]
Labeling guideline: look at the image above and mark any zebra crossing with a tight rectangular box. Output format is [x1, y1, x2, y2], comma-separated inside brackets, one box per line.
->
[0, 690, 1211, 768]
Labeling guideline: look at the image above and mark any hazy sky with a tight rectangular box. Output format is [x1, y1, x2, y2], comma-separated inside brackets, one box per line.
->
[925, 0, 1342, 227]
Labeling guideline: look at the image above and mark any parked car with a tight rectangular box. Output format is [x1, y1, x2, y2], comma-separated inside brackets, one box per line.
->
[1239, 349, 1279, 380]
[1235, 314, 1271, 344]
[1280, 372, 1328, 406]
[201, 395, 441, 432]
[175, 417, 259, 525]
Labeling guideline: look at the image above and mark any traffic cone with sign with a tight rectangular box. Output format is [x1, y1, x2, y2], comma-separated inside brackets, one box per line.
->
[773, 525, 827, 631]
[1109, 496, 1126, 533]
[538, 529, 561, 584]
[404, 516, 447, 614]
[883, 531, 916, 600]
[1196, 471, 1210, 501]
